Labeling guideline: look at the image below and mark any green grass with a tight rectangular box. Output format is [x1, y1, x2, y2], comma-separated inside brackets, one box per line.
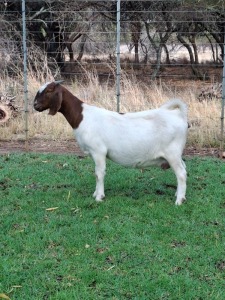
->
[0, 153, 225, 300]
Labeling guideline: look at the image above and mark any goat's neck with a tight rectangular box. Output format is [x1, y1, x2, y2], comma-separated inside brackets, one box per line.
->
[59, 90, 84, 129]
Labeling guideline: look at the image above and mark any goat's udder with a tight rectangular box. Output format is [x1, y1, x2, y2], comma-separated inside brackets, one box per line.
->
[161, 162, 170, 170]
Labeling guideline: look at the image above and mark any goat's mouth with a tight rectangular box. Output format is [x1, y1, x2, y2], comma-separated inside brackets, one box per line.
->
[34, 102, 44, 112]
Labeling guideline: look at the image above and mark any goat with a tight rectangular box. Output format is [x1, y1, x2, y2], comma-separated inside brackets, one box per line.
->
[34, 81, 188, 205]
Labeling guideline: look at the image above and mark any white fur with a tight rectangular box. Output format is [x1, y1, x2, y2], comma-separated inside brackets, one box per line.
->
[38, 82, 51, 94]
[74, 99, 188, 205]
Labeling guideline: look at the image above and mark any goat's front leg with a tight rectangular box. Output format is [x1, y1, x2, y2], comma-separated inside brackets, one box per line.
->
[92, 153, 106, 202]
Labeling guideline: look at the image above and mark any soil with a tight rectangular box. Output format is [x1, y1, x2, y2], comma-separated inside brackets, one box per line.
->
[0, 139, 84, 156]
[0, 138, 222, 158]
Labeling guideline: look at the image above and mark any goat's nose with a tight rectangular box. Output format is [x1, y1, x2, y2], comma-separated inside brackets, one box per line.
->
[34, 99, 39, 109]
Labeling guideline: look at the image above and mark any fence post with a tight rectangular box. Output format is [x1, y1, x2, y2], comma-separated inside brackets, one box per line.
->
[22, 0, 29, 149]
[116, 0, 121, 112]
[220, 24, 225, 158]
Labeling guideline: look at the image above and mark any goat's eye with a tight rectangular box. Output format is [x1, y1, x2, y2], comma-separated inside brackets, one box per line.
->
[46, 89, 53, 94]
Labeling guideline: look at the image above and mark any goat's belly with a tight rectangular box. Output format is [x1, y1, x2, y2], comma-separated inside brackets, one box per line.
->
[107, 151, 167, 168]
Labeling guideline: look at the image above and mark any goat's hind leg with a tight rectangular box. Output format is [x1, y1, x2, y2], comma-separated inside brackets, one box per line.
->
[166, 156, 187, 205]
[91, 152, 106, 202]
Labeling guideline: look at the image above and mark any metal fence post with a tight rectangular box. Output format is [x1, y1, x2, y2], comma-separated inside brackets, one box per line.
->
[220, 24, 225, 158]
[22, 0, 29, 149]
[116, 0, 121, 112]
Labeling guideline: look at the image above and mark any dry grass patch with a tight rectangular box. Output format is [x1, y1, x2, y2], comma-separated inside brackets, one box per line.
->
[0, 71, 222, 148]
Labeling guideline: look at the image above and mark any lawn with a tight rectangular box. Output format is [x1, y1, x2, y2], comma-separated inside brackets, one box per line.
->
[0, 153, 225, 300]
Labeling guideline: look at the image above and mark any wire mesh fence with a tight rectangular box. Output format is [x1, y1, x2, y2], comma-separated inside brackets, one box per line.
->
[0, 0, 224, 152]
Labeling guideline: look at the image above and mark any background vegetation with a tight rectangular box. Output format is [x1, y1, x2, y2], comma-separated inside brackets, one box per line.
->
[0, 71, 221, 148]
[0, 0, 224, 147]
[0, 0, 224, 76]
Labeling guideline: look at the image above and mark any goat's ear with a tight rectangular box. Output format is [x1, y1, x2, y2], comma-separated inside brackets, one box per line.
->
[48, 91, 62, 115]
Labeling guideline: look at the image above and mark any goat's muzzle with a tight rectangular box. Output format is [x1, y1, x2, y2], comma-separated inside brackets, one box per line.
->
[33, 99, 43, 112]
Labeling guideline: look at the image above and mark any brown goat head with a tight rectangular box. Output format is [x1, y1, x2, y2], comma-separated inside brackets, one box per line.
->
[34, 81, 63, 115]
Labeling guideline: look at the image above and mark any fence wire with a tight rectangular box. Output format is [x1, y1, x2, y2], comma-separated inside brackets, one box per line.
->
[0, 0, 224, 153]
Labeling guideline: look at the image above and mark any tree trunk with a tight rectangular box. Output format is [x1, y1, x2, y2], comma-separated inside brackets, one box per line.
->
[145, 22, 172, 79]
[177, 34, 204, 79]
[140, 42, 148, 65]
[162, 44, 170, 65]
[0, 105, 10, 124]
[77, 34, 87, 61]
[130, 21, 142, 69]
[65, 42, 74, 62]
[205, 33, 216, 62]
[151, 46, 163, 80]
[189, 35, 199, 64]
[65, 32, 83, 62]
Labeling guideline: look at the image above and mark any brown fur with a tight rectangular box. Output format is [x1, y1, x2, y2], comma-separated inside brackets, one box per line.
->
[34, 82, 84, 129]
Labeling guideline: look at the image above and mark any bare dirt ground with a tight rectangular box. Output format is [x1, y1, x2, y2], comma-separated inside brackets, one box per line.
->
[0, 139, 84, 156]
[0, 138, 221, 158]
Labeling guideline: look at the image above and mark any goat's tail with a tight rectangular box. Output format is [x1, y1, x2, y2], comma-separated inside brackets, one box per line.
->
[160, 99, 188, 120]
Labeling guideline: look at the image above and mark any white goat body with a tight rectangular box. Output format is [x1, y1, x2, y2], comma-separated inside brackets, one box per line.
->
[34, 82, 188, 205]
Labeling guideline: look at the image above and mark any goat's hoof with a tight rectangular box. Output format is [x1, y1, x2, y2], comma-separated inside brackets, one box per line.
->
[95, 195, 105, 202]
[175, 198, 186, 206]
[93, 192, 105, 202]
[96, 198, 104, 202]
